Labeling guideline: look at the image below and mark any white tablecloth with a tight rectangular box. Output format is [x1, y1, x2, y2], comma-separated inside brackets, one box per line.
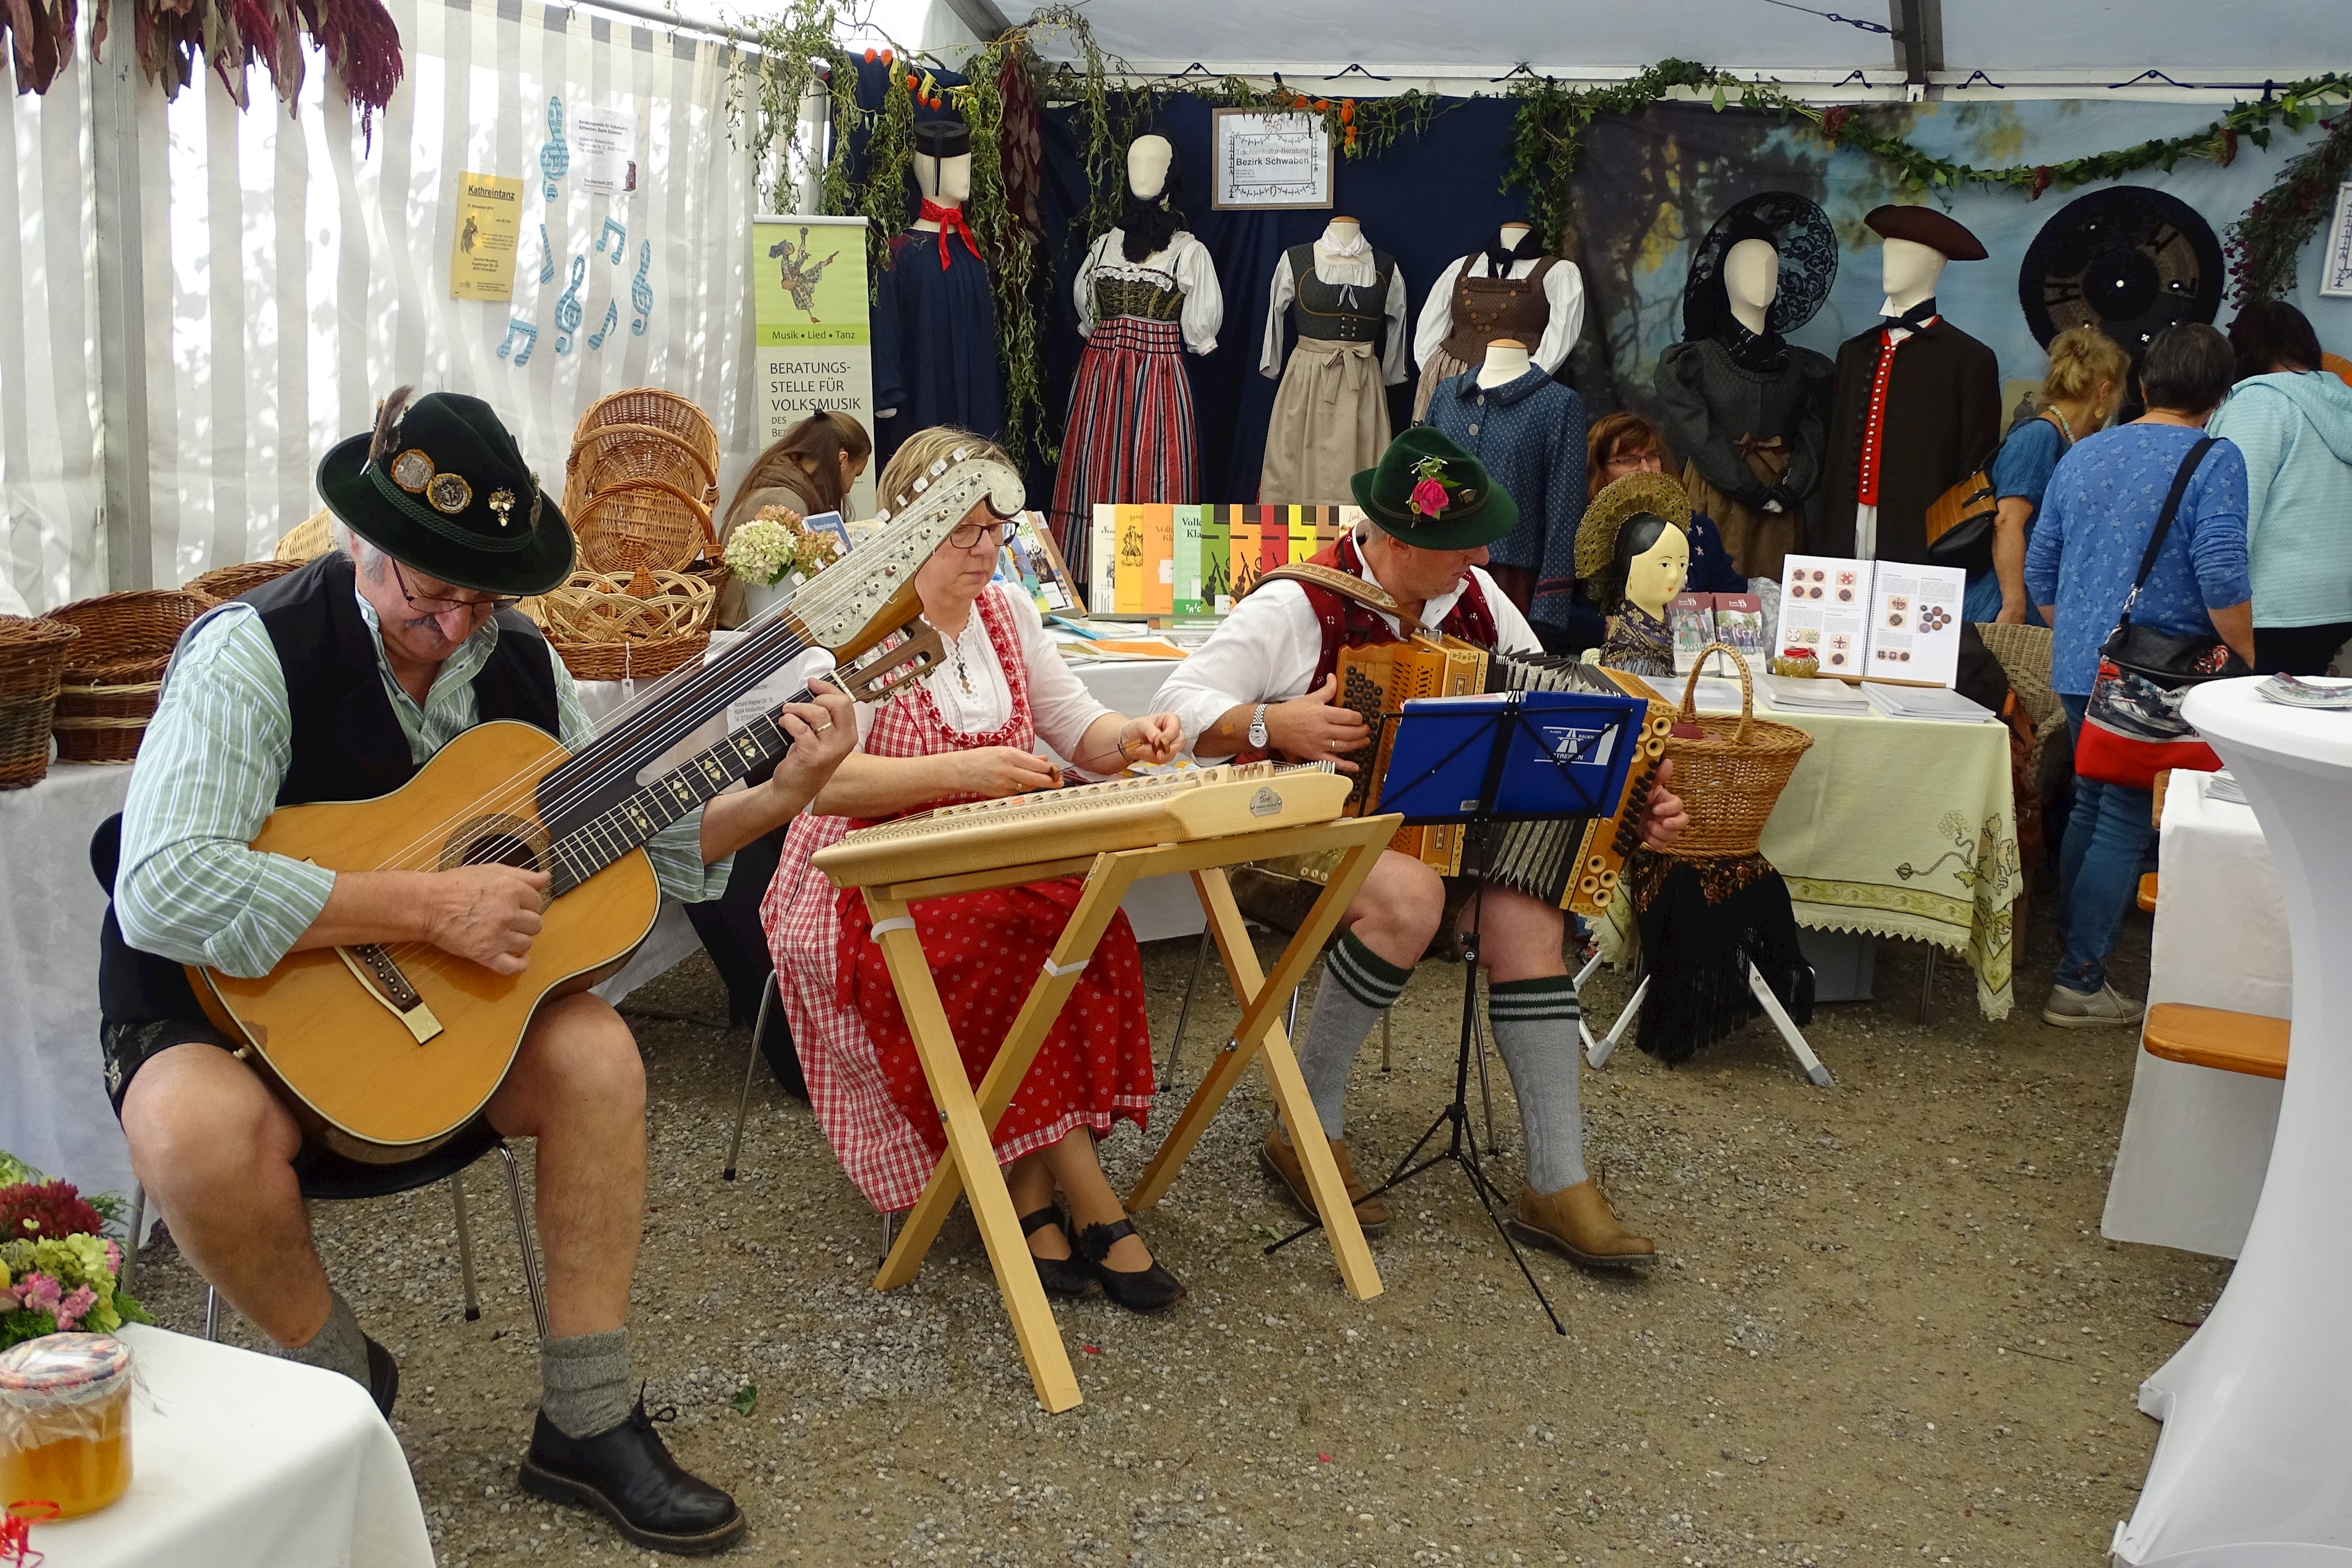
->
[27, 1323, 432, 1568]
[0, 764, 137, 1209]
[2102, 771, 2288, 1259]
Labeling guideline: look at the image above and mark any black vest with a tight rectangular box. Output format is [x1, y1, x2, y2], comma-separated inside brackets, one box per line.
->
[98, 552, 561, 1028]
[1286, 242, 1394, 346]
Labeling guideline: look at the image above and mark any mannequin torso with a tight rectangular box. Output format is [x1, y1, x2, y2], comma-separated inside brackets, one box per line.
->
[1477, 338, 1532, 389]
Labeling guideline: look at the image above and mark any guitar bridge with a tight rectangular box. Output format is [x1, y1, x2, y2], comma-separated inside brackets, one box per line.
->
[335, 943, 444, 1044]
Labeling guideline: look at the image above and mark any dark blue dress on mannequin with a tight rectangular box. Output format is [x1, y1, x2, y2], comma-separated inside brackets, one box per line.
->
[872, 227, 1003, 465]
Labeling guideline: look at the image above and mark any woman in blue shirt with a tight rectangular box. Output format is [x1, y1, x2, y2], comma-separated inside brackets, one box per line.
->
[1967, 326, 2130, 625]
[2024, 324, 2255, 1029]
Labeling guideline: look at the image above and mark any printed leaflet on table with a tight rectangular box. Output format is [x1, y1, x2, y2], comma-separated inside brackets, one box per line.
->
[1776, 553, 1966, 687]
[1669, 592, 1767, 677]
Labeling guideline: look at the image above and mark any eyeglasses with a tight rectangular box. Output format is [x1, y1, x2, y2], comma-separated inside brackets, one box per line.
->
[391, 557, 519, 620]
[946, 518, 1015, 551]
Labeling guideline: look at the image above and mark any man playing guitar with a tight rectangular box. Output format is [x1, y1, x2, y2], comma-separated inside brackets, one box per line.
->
[102, 390, 855, 1555]
[1159, 429, 1688, 1268]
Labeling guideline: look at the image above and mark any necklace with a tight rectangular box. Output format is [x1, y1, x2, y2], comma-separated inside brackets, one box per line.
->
[2048, 404, 2076, 444]
[952, 617, 977, 694]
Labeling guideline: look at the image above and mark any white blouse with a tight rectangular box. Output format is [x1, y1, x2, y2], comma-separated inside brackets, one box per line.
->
[1073, 230, 1224, 355]
[852, 584, 1117, 770]
[1411, 253, 1587, 375]
[1259, 238, 1410, 385]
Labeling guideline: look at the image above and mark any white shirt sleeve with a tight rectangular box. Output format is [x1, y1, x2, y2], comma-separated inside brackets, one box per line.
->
[1177, 234, 1223, 355]
[1259, 251, 1296, 379]
[1003, 587, 1117, 766]
[1380, 264, 1411, 386]
[1074, 234, 1105, 339]
[1532, 261, 1586, 377]
[1475, 568, 1544, 655]
[1414, 254, 1467, 370]
[1156, 580, 1325, 751]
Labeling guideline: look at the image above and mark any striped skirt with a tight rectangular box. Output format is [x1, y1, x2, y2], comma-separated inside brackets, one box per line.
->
[1051, 314, 1196, 584]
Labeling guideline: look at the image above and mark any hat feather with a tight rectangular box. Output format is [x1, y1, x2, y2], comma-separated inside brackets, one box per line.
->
[365, 385, 415, 468]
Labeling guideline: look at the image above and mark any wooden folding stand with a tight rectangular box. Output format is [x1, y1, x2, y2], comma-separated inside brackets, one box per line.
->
[851, 811, 1398, 1412]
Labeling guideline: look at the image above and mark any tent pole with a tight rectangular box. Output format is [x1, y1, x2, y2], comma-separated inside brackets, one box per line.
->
[89, 52, 156, 593]
[1891, 0, 1945, 89]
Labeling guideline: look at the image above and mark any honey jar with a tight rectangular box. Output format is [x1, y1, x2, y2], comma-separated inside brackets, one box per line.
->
[0, 1333, 134, 1519]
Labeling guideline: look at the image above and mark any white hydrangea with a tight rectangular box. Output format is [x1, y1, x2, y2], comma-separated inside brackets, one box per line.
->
[725, 517, 801, 586]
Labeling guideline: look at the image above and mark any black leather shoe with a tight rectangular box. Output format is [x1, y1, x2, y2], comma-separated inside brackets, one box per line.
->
[363, 1335, 399, 1420]
[519, 1397, 745, 1555]
[1073, 1218, 1186, 1314]
[1020, 1206, 1100, 1299]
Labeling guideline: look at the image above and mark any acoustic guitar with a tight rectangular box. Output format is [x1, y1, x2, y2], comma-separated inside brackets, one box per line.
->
[188, 455, 1026, 1163]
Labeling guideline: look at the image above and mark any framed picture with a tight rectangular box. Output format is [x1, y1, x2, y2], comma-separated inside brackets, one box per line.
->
[2323, 181, 2352, 299]
[996, 510, 1085, 615]
[1210, 110, 1334, 211]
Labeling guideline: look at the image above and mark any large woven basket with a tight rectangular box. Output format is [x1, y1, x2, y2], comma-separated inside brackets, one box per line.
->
[274, 508, 335, 563]
[0, 616, 80, 788]
[1656, 643, 1815, 860]
[184, 557, 302, 602]
[571, 479, 718, 586]
[566, 423, 720, 513]
[44, 590, 213, 764]
[537, 570, 714, 683]
[574, 389, 718, 478]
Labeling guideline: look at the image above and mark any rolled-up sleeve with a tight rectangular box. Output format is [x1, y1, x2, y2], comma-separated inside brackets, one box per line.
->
[1157, 582, 1324, 750]
[115, 610, 338, 977]
[545, 642, 733, 904]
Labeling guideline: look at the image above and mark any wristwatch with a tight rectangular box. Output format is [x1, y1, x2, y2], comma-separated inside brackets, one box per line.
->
[1247, 703, 1270, 749]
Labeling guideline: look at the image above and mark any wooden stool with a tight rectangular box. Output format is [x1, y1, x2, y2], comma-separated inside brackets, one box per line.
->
[2142, 1002, 2290, 1080]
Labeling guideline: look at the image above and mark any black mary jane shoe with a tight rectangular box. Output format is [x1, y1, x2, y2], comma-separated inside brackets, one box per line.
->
[519, 1396, 746, 1556]
[1073, 1217, 1187, 1314]
[363, 1334, 399, 1420]
[1021, 1206, 1101, 1299]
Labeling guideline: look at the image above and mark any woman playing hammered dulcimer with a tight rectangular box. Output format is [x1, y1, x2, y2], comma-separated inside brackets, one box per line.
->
[761, 429, 1190, 1311]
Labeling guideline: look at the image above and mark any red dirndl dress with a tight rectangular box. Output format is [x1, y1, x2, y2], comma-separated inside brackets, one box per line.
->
[760, 585, 1157, 1214]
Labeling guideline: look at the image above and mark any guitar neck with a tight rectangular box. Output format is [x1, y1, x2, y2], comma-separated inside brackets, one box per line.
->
[544, 702, 800, 897]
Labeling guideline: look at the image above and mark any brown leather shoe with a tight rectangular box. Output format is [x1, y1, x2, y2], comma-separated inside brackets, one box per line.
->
[1507, 1179, 1655, 1269]
[1260, 1123, 1390, 1236]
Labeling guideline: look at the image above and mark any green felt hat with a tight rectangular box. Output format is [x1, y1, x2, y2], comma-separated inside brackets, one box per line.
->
[1348, 427, 1518, 551]
[316, 388, 575, 597]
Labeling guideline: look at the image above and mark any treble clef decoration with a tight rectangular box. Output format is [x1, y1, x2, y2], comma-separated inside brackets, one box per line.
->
[536, 223, 554, 285]
[554, 254, 586, 354]
[540, 98, 568, 202]
[629, 240, 652, 335]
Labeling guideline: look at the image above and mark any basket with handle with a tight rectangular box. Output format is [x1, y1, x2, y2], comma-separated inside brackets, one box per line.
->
[566, 423, 719, 513]
[42, 589, 214, 764]
[570, 479, 720, 593]
[1657, 642, 1815, 860]
[0, 615, 81, 788]
[535, 569, 714, 683]
[574, 389, 717, 479]
[184, 557, 303, 602]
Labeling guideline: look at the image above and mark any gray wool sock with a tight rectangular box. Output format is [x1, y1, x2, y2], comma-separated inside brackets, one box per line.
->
[279, 1290, 370, 1387]
[1287, 932, 1414, 1140]
[540, 1327, 634, 1439]
[1487, 975, 1588, 1194]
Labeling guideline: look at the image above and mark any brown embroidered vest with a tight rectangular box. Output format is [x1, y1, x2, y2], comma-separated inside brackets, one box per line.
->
[1438, 255, 1558, 366]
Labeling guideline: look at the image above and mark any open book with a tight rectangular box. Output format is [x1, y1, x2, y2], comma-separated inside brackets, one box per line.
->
[1775, 554, 1968, 687]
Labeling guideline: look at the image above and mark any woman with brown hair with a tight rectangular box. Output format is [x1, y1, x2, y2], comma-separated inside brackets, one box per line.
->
[717, 411, 874, 626]
[1588, 412, 1747, 595]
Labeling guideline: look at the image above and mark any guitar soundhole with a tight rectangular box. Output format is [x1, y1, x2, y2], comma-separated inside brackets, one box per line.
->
[442, 812, 550, 874]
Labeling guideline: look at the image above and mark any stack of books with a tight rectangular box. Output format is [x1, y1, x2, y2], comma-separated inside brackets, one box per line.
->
[1860, 683, 1994, 722]
[1758, 674, 1870, 714]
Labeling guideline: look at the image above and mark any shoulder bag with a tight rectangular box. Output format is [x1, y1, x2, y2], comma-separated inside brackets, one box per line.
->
[1924, 409, 2071, 574]
[2073, 436, 2249, 789]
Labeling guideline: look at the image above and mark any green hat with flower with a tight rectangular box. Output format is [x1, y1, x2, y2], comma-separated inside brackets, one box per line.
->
[1348, 427, 1518, 551]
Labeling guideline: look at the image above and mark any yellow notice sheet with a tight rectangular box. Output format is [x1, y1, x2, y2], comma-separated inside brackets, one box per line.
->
[450, 173, 523, 301]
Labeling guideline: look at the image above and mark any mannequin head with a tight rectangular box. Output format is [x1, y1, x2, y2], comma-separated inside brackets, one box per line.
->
[1615, 514, 1690, 619]
[913, 121, 973, 207]
[1723, 238, 1779, 335]
[1127, 135, 1173, 200]
[1879, 237, 1945, 314]
[1119, 135, 1185, 262]
[1862, 205, 1986, 315]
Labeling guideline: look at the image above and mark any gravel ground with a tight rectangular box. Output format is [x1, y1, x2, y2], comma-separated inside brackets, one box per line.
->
[126, 895, 2226, 1567]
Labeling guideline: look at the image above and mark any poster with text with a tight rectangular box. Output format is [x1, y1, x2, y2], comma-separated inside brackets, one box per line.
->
[753, 215, 876, 520]
[449, 173, 523, 301]
[574, 109, 639, 196]
[1210, 110, 1333, 210]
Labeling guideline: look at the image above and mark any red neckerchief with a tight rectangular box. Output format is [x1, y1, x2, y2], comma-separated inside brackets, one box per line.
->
[918, 199, 983, 269]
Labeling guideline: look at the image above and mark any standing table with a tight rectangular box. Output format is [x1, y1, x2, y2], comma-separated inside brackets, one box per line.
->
[2113, 680, 2352, 1566]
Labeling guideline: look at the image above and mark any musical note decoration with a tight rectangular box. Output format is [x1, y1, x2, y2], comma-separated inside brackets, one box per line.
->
[497, 319, 538, 366]
[598, 216, 626, 262]
[536, 223, 554, 285]
[587, 299, 620, 350]
[540, 98, 568, 202]
[630, 240, 652, 335]
[554, 254, 587, 354]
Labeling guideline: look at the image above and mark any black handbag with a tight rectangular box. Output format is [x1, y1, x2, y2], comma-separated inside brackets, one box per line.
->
[1925, 409, 2070, 574]
[2096, 436, 2250, 688]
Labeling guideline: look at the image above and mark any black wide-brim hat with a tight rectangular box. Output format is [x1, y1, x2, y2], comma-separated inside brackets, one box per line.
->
[1349, 427, 1518, 551]
[1681, 190, 1839, 342]
[316, 389, 575, 596]
[1866, 203, 1989, 262]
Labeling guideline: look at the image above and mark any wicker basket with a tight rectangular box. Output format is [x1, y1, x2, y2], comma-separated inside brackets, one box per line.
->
[274, 508, 335, 563]
[1655, 643, 1816, 860]
[566, 423, 719, 513]
[44, 590, 213, 764]
[184, 557, 302, 602]
[537, 570, 715, 683]
[0, 616, 80, 788]
[574, 389, 718, 478]
[571, 479, 718, 584]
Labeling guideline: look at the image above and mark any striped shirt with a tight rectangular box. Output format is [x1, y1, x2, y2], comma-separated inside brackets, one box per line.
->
[115, 587, 729, 979]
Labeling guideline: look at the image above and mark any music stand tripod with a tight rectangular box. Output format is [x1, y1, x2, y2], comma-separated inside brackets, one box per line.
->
[1264, 689, 1642, 1335]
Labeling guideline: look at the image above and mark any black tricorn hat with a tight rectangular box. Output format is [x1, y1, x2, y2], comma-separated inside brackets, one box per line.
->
[913, 119, 972, 161]
[1866, 203, 1989, 261]
[316, 388, 575, 597]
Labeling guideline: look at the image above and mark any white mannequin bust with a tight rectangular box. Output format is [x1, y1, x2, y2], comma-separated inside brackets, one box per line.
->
[1879, 235, 1945, 318]
[1723, 238, 1778, 336]
[1496, 220, 1532, 255]
[1477, 335, 1531, 388]
[1127, 134, 1173, 202]
[910, 152, 972, 231]
[1323, 215, 1361, 248]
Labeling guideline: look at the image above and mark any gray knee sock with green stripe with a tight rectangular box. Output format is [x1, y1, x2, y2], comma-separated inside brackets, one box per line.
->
[1488, 974, 1588, 1194]
[1290, 932, 1414, 1139]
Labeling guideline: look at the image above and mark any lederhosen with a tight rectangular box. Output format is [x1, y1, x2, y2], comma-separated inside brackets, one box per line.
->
[1412, 254, 1560, 421]
[97, 551, 559, 1116]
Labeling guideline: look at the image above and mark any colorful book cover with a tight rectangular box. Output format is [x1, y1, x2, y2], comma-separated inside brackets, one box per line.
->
[1113, 504, 1145, 615]
[1669, 593, 1717, 677]
[1259, 506, 1288, 579]
[1313, 505, 1344, 559]
[1202, 506, 1232, 612]
[1144, 504, 1175, 616]
[1287, 505, 1315, 564]
[1089, 504, 1119, 615]
[1231, 508, 1262, 599]
[1174, 506, 1205, 615]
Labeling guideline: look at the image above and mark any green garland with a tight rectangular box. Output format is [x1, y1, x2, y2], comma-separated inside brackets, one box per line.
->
[2226, 102, 2352, 303]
